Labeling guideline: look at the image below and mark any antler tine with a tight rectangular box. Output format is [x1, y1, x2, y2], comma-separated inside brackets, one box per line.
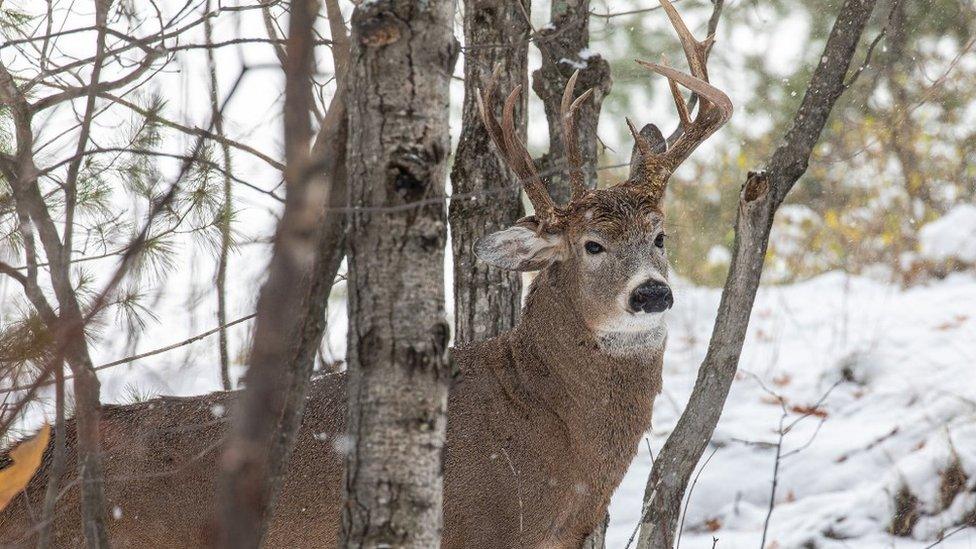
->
[500, 86, 556, 220]
[622, 1, 733, 204]
[659, 0, 711, 84]
[560, 69, 594, 201]
[477, 67, 556, 222]
[661, 56, 692, 129]
[476, 67, 506, 154]
[629, 60, 732, 200]
[637, 60, 733, 153]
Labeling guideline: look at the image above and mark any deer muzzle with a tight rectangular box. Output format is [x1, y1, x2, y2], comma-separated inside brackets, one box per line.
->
[628, 280, 673, 314]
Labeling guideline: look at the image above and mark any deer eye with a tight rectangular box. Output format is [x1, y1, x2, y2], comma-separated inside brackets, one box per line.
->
[584, 241, 604, 254]
[654, 233, 666, 248]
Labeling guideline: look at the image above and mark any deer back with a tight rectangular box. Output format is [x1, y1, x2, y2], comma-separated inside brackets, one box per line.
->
[0, 374, 347, 548]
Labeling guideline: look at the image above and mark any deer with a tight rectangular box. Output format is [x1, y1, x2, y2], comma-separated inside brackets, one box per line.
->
[0, 1, 731, 547]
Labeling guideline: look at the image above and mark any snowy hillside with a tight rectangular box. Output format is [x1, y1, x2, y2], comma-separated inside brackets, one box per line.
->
[607, 272, 976, 549]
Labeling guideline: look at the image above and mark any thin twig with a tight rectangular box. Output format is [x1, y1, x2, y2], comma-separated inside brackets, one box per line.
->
[676, 447, 719, 549]
[843, 0, 900, 89]
[923, 524, 973, 548]
[205, 0, 235, 392]
[624, 440, 656, 549]
[760, 408, 787, 549]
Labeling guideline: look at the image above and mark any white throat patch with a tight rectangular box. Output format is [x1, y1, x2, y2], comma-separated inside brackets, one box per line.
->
[595, 318, 667, 356]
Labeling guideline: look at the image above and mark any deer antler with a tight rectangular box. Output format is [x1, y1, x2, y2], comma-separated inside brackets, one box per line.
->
[626, 0, 733, 204]
[477, 67, 556, 222]
[560, 70, 594, 201]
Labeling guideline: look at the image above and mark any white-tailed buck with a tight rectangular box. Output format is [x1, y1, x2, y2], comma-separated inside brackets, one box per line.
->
[0, 1, 730, 547]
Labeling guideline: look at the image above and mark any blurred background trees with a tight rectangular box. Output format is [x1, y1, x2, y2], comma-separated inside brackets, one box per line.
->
[586, 0, 975, 285]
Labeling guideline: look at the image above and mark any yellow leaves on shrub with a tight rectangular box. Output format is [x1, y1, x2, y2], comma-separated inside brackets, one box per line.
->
[0, 424, 50, 512]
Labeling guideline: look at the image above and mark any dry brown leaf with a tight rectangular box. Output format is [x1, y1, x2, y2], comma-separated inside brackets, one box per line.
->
[935, 314, 969, 331]
[0, 424, 50, 512]
[790, 404, 828, 419]
[772, 374, 792, 387]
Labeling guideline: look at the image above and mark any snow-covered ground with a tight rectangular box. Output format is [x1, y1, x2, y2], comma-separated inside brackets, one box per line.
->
[607, 272, 976, 549]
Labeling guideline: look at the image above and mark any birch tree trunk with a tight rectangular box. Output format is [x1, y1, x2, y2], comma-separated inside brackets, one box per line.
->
[449, 0, 530, 345]
[636, 0, 879, 546]
[341, 1, 458, 546]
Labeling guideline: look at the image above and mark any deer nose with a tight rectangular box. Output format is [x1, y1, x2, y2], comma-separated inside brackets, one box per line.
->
[628, 281, 673, 313]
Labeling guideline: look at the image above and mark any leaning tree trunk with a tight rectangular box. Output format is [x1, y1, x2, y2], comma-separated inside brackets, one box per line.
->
[533, 0, 612, 203]
[341, 1, 458, 547]
[217, 0, 351, 546]
[449, 0, 531, 345]
[636, 0, 879, 546]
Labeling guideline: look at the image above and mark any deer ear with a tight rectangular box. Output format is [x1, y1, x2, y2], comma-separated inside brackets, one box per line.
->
[474, 216, 563, 272]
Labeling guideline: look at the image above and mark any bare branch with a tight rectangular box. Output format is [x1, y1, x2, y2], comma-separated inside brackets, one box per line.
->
[31, 50, 163, 112]
[0, 314, 257, 396]
[94, 91, 285, 170]
[205, 0, 236, 391]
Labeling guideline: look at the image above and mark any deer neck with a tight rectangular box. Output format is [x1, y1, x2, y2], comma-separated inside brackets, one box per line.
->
[517, 266, 667, 359]
[502, 267, 663, 470]
[512, 267, 665, 393]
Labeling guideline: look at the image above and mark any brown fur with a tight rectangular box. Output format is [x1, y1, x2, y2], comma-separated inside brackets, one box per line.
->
[0, 187, 665, 549]
[0, 375, 347, 548]
[444, 268, 661, 548]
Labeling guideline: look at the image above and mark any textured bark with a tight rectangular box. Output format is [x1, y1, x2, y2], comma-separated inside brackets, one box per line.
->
[449, 0, 529, 345]
[341, 1, 458, 547]
[635, 1, 879, 547]
[532, 0, 612, 204]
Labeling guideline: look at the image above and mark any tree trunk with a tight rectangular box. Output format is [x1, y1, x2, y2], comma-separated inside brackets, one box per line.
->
[635, 1, 879, 546]
[449, 0, 530, 345]
[583, 512, 609, 549]
[216, 1, 346, 546]
[533, 0, 612, 204]
[341, 1, 458, 547]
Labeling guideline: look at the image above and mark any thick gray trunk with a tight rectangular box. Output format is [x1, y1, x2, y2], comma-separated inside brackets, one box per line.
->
[449, 0, 530, 345]
[341, 1, 458, 546]
[636, 0, 879, 546]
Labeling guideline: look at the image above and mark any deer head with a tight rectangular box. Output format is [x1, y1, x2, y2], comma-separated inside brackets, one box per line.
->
[474, 0, 732, 344]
